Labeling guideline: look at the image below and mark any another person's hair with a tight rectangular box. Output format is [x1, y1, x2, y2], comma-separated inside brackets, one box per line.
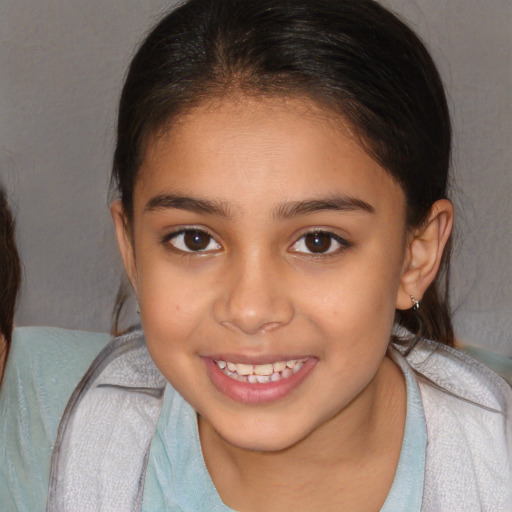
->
[0, 186, 21, 378]
[111, 0, 454, 345]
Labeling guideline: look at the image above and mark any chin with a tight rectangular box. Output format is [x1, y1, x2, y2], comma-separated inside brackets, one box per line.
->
[210, 415, 313, 453]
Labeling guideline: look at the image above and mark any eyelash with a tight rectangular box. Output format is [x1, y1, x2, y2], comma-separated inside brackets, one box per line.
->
[289, 230, 350, 257]
[161, 228, 351, 257]
[162, 228, 221, 254]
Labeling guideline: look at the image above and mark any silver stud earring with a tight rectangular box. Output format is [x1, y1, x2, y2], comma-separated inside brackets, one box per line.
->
[410, 295, 420, 312]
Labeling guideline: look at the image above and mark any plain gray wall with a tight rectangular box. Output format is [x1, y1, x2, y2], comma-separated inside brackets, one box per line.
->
[1, 1, 511, 355]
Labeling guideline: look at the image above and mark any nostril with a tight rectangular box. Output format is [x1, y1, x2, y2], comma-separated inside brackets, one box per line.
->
[214, 296, 294, 335]
[258, 322, 282, 334]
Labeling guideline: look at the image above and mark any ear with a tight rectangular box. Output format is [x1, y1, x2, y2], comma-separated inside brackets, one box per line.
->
[396, 199, 454, 310]
[110, 200, 138, 294]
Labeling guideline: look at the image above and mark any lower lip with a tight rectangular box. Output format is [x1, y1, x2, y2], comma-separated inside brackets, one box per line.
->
[204, 358, 317, 404]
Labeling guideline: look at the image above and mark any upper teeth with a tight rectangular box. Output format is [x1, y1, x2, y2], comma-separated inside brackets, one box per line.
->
[215, 358, 307, 381]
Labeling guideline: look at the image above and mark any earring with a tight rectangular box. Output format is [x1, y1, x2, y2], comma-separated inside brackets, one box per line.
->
[410, 295, 420, 312]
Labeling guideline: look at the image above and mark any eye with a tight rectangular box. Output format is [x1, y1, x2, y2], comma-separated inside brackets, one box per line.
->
[290, 231, 349, 255]
[164, 229, 221, 253]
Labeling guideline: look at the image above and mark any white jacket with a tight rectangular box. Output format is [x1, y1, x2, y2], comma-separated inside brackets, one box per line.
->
[47, 331, 512, 511]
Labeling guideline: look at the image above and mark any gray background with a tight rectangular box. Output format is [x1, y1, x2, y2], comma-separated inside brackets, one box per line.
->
[1, 1, 511, 355]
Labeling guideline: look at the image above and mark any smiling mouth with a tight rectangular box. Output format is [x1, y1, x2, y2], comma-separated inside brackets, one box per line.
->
[214, 358, 308, 383]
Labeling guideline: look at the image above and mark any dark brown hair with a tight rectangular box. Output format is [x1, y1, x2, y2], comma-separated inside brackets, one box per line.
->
[111, 0, 454, 345]
[0, 186, 21, 380]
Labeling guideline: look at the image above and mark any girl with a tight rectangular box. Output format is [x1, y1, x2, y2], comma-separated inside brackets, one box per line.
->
[5, 0, 512, 510]
[0, 186, 21, 383]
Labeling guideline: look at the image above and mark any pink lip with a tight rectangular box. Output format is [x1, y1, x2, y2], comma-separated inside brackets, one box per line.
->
[204, 357, 317, 404]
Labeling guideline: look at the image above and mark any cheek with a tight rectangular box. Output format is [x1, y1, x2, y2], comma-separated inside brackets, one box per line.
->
[297, 245, 404, 359]
[305, 258, 401, 323]
[138, 276, 205, 382]
[135, 254, 220, 362]
[139, 275, 205, 337]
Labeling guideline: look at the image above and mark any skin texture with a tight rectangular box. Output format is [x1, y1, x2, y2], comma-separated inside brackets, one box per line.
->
[112, 96, 453, 511]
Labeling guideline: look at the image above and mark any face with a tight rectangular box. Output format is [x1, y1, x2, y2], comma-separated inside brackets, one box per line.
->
[115, 96, 410, 452]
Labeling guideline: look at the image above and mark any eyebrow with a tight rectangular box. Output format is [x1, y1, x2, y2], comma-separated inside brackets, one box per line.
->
[144, 194, 233, 218]
[272, 196, 374, 219]
[144, 193, 374, 219]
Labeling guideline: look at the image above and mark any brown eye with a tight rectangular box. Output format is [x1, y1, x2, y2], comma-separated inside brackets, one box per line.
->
[184, 230, 211, 250]
[166, 229, 221, 253]
[304, 232, 332, 253]
[290, 231, 349, 255]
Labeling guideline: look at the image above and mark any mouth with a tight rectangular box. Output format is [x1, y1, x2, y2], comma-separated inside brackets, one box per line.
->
[214, 358, 307, 383]
[204, 355, 317, 404]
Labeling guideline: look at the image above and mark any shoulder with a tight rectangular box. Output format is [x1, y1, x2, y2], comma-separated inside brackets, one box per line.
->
[11, 324, 110, 356]
[401, 340, 512, 510]
[11, 325, 110, 361]
[47, 329, 167, 511]
[0, 326, 110, 511]
[4, 325, 111, 415]
[404, 339, 511, 413]
[459, 343, 512, 385]
[6, 326, 111, 412]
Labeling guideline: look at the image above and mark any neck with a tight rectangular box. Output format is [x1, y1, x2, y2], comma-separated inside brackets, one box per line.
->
[199, 354, 406, 512]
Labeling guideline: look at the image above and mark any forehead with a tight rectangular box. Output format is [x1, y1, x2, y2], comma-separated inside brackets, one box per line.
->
[135, 95, 405, 217]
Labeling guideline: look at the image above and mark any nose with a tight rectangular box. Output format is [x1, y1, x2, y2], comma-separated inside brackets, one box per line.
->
[213, 253, 295, 335]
